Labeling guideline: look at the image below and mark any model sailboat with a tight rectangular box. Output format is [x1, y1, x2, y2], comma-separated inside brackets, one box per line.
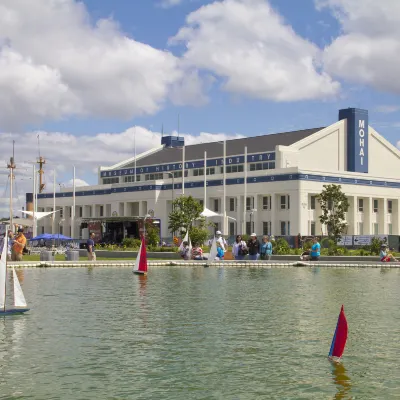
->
[0, 236, 30, 316]
[133, 236, 148, 275]
[206, 236, 218, 267]
[328, 305, 348, 362]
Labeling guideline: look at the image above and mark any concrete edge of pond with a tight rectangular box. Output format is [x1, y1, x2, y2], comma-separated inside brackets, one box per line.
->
[8, 260, 400, 268]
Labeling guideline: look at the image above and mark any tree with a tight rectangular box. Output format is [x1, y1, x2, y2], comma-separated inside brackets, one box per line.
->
[168, 196, 210, 241]
[317, 184, 350, 243]
[145, 221, 160, 247]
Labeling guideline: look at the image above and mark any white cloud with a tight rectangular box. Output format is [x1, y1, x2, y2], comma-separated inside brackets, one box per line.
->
[0, 127, 243, 217]
[62, 178, 90, 188]
[169, 0, 340, 101]
[0, 0, 201, 129]
[317, 0, 400, 94]
[397, 141, 400, 150]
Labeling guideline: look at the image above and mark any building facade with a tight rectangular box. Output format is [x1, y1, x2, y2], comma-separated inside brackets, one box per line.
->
[35, 108, 400, 241]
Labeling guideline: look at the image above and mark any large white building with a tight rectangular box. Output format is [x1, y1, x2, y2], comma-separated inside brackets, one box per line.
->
[35, 108, 400, 241]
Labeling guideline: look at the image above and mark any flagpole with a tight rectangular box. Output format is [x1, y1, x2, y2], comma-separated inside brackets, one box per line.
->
[72, 165, 75, 239]
[134, 126, 137, 183]
[33, 165, 37, 238]
[204, 151, 207, 208]
[52, 169, 56, 235]
[182, 145, 185, 195]
[223, 140, 227, 235]
[243, 146, 247, 234]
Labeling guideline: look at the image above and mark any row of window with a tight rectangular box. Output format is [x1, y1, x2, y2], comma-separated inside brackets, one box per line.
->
[216, 196, 290, 213]
[103, 177, 119, 184]
[226, 221, 291, 236]
[309, 196, 394, 213]
[124, 175, 141, 183]
[102, 162, 276, 184]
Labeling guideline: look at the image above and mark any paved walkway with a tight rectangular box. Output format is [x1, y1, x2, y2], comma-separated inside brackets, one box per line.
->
[8, 260, 400, 268]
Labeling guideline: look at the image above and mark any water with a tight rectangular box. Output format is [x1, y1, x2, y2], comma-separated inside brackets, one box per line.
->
[1, 266, 400, 399]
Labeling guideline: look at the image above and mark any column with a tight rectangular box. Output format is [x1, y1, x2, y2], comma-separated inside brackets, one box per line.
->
[351, 196, 357, 235]
[270, 193, 276, 235]
[236, 196, 241, 235]
[379, 198, 387, 234]
[394, 199, 400, 235]
[365, 197, 373, 234]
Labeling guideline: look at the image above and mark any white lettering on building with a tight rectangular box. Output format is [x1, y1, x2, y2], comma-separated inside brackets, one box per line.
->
[359, 119, 366, 166]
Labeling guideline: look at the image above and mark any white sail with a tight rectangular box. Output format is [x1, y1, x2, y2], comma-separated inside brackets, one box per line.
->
[12, 267, 27, 307]
[179, 231, 189, 251]
[207, 237, 218, 264]
[0, 236, 7, 309]
[133, 241, 142, 272]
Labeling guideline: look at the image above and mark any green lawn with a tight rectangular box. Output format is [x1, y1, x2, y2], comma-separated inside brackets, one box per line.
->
[21, 255, 136, 262]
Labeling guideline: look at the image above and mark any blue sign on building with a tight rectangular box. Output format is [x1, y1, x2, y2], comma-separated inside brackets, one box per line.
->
[100, 152, 275, 178]
[339, 108, 369, 173]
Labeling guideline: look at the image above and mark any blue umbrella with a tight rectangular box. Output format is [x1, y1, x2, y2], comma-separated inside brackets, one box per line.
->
[31, 234, 73, 241]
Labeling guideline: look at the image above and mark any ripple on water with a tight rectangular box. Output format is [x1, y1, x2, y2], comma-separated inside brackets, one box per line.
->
[0, 267, 399, 399]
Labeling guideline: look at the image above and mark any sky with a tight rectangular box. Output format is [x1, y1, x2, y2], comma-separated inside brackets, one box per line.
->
[0, 0, 400, 217]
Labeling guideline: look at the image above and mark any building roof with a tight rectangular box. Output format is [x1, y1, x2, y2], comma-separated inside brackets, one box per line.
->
[121, 127, 324, 168]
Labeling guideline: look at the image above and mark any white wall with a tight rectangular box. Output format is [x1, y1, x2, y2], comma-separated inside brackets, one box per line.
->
[367, 129, 400, 179]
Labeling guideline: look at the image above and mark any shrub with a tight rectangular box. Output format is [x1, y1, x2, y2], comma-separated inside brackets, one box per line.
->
[274, 238, 290, 255]
[122, 238, 141, 249]
[189, 226, 209, 247]
[370, 237, 383, 255]
[303, 240, 313, 251]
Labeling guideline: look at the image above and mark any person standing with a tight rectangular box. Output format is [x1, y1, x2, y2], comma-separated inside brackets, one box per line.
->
[247, 233, 260, 261]
[310, 237, 321, 261]
[216, 231, 226, 251]
[232, 235, 247, 260]
[260, 236, 272, 261]
[7, 230, 14, 261]
[12, 228, 26, 262]
[216, 241, 225, 260]
[87, 232, 96, 261]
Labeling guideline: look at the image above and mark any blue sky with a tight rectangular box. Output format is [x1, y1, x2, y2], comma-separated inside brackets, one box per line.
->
[31, 0, 399, 145]
[0, 0, 399, 208]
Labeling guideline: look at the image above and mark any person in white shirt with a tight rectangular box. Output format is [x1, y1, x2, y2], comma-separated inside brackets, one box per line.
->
[216, 231, 227, 251]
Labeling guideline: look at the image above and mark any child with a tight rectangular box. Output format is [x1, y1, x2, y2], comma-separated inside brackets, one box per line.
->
[180, 241, 190, 260]
[216, 241, 225, 260]
[380, 244, 398, 262]
[191, 243, 205, 260]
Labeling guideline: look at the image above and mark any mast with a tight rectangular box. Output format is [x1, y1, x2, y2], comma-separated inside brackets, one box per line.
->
[32, 165, 37, 238]
[72, 165, 76, 239]
[134, 126, 137, 183]
[204, 151, 207, 208]
[52, 169, 56, 234]
[36, 135, 46, 193]
[7, 141, 16, 231]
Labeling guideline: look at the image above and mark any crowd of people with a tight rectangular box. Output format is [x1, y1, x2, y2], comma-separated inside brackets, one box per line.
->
[179, 232, 399, 263]
[180, 231, 276, 261]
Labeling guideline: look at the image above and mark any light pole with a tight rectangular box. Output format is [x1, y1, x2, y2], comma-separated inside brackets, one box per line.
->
[58, 218, 65, 247]
[165, 172, 175, 238]
[164, 172, 175, 209]
[249, 209, 257, 235]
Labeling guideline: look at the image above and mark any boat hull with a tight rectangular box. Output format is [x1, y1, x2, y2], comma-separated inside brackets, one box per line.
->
[133, 271, 147, 275]
[0, 308, 30, 316]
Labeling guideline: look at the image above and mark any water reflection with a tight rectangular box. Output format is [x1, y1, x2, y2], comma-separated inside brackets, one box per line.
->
[331, 361, 352, 399]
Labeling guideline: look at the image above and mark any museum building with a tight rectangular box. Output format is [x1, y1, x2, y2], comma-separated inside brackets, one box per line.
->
[35, 108, 400, 241]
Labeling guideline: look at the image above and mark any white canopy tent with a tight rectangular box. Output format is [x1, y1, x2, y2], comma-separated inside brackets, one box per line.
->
[19, 210, 59, 221]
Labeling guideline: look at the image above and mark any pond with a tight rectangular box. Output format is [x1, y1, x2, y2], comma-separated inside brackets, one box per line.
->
[0, 266, 399, 399]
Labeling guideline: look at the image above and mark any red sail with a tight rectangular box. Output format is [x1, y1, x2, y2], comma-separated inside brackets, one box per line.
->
[137, 236, 148, 273]
[331, 305, 348, 358]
